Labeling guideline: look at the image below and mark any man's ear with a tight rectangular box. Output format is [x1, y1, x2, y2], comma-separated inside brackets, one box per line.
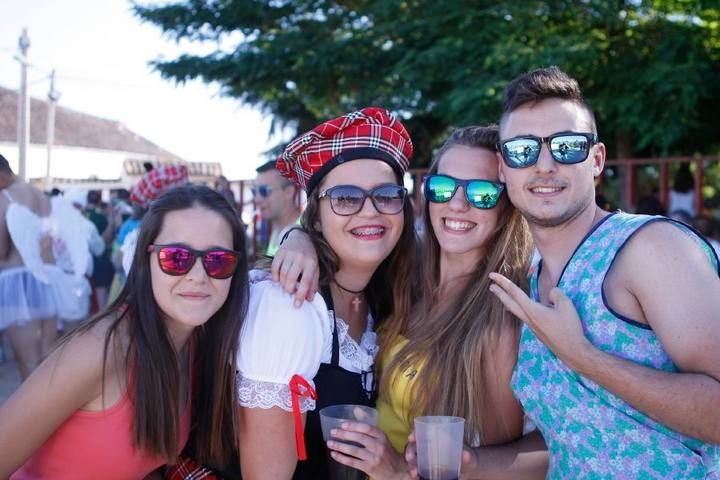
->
[496, 152, 506, 183]
[592, 142, 606, 178]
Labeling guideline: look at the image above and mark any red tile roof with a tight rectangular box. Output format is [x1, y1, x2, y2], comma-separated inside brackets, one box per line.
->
[0, 85, 183, 162]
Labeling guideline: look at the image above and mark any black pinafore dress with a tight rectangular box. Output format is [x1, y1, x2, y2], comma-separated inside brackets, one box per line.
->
[293, 286, 377, 479]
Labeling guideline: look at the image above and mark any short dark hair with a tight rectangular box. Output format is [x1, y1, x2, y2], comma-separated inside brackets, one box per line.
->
[87, 190, 101, 205]
[636, 194, 667, 216]
[115, 188, 130, 201]
[673, 163, 694, 193]
[255, 160, 278, 174]
[0, 153, 13, 174]
[255, 159, 295, 190]
[500, 66, 597, 133]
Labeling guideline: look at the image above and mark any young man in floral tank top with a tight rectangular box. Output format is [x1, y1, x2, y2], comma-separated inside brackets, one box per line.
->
[487, 66, 720, 479]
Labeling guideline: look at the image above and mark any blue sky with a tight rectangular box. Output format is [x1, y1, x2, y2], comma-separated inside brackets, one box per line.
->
[0, 0, 286, 180]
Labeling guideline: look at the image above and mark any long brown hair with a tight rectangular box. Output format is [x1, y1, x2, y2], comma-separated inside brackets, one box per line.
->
[380, 126, 532, 444]
[69, 184, 248, 465]
[301, 170, 419, 327]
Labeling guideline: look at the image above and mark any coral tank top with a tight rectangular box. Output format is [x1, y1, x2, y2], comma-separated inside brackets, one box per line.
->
[12, 351, 194, 480]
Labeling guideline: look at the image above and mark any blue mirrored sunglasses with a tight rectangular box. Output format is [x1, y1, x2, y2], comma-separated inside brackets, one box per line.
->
[498, 132, 598, 169]
[423, 174, 504, 209]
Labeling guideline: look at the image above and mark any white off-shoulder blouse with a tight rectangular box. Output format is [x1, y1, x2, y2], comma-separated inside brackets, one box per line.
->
[236, 271, 378, 413]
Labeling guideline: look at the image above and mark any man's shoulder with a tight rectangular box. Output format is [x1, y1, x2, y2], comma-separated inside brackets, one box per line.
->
[615, 217, 717, 279]
[626, 217, 704, 253]
[9, 183, 50, 213]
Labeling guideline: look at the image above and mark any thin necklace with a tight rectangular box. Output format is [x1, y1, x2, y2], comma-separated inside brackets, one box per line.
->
[333, 279, 365, 313]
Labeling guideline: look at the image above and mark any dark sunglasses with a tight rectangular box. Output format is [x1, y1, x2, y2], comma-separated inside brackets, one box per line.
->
[317, 184, 407, 216]
[251, 184, 274, 198]
[147, 244, 241, 279]
[498, 132, 598, 169]
[423, 174, 505, 209]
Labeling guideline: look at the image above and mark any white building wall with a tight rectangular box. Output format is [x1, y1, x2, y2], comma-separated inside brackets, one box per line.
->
[0, 142, 152, 180]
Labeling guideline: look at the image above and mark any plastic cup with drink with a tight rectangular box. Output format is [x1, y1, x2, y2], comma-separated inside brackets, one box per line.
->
[319, 404, 378, 480]
[414, 416, 465, 480]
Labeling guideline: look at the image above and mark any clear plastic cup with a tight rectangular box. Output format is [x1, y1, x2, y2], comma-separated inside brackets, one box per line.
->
[414, 416, 465, 480]
[319, 405, 378, 480]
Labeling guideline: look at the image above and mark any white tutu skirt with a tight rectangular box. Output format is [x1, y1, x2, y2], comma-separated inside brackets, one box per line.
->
[0, 266, 91, 330]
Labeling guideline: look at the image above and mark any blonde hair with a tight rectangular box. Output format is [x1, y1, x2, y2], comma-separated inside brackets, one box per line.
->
[380, 126, 532, 444]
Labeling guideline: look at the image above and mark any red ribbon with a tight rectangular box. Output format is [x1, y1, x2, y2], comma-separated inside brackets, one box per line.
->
[289, 374, 317, 461]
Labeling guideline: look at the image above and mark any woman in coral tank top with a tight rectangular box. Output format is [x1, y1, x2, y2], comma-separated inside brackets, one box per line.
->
[0, 185, 249, 479]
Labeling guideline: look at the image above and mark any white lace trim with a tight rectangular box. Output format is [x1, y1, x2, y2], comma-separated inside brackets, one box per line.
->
[335, 316, 377, 373]
[237, 374, 316, 412]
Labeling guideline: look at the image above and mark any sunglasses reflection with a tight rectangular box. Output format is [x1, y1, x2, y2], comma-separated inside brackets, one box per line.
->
[148, 244, 241, 279]
[424, 175, 504, 209]
[318, 184, 407, 216]
[500, 132, 597, 168]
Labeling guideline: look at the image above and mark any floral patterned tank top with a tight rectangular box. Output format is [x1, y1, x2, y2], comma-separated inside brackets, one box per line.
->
[511, 212, 720, 479]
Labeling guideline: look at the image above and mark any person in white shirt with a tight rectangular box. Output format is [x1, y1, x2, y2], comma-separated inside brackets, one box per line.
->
[237, 107, 418, 479]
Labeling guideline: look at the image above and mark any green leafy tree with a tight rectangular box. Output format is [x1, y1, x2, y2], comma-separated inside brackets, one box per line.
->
[134, 0, 720, 166]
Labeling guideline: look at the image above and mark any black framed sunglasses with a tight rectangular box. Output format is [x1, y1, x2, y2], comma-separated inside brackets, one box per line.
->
[317, 184, 407, 216]
[423, 174, 505, 209]
[147, 244, 242, 279]
[498, 132, 598, 169]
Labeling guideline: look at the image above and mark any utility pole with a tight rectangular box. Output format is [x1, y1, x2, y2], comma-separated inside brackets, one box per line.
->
[16, 28, 30, 181]
[46, 69, 60, 189]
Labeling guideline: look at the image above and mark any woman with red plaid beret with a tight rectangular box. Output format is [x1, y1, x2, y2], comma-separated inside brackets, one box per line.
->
[273, 126, 550, 480]
[326, 126, 548, 479]
[1, 185, 248, 479]
[236, 107, 419, 479]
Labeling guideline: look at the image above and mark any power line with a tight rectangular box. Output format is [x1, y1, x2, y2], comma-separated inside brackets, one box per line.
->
[28, 74, 53, 87]
[55, 73, 156, 90]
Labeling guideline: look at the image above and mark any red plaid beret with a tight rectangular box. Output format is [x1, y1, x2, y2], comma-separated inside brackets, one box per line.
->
[130, 164, 189, 207]
[276, 107, 413, 193]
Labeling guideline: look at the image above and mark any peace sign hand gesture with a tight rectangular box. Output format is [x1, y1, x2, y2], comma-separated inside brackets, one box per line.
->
[489, 272, 593, 370]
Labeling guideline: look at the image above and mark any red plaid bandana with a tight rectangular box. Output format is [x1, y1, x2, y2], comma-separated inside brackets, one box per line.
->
[130, 164, 190, 207]
[276, 107, 413, 193]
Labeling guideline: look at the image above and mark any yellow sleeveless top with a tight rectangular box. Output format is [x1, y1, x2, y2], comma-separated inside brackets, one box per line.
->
[377, 336, 424, 453]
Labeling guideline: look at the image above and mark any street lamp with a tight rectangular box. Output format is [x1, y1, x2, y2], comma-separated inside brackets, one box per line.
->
[16, 28, 31, 181]
[46, 70, 61, 189]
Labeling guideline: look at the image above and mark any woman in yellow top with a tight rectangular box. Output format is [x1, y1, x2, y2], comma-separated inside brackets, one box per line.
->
[326, 126, 549, 479]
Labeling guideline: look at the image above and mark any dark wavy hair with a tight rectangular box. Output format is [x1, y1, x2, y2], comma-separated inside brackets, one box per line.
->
[72, 184, 248, 465]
